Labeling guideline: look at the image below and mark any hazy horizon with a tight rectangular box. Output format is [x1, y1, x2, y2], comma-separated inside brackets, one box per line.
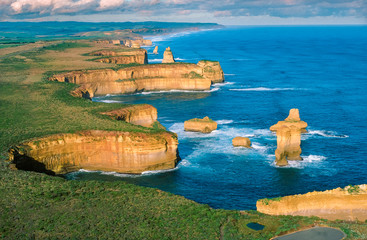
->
[0, 0, 366, 25]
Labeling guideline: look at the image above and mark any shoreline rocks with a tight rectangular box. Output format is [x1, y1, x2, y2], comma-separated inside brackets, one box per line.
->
[184, 116, 217, 133]
[257, 184, 367, 221]
[101, 104, 158, 128]
[8, 130, 179, 175]
[270, 109, 307, 166]
[232, 137, 252, 148]
[50, 62, 224, 97]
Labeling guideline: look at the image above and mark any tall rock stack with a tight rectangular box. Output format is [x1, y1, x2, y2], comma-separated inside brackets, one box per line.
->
[162, 47, 175, 63]
[270, 109, 307, 166]
[153, 46, 158, 54]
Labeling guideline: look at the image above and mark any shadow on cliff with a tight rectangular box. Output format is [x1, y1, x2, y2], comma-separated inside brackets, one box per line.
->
[12, 152, 56, 176]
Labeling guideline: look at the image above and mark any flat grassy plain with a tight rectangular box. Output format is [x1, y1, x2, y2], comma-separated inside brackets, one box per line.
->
[0, 41, 366, 239]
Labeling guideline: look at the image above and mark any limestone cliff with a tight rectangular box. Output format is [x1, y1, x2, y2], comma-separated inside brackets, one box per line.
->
[184, 116, 217, 133]
[232, 137, 252, 148]
[50, 62, 224, 97]
[90, 49, 148, 64]
[257, 185, 367, 221]
[101, 104, 157, 127]
[162, 47, 175, 63]
[270, 109, 307, 166]
[197, 60, 224, 83]
[8, 130, 179, 175]
[124, 39, 152, 47]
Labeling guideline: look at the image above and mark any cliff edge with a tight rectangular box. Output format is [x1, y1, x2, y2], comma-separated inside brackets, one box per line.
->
[257, 185, 367, 221]
[9, 130, 179, 175]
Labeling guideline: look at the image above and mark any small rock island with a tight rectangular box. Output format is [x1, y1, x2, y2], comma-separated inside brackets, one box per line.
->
[232, 137, 252, 148]
[184, 116, 217, 133]
[270, 109, 307, 166]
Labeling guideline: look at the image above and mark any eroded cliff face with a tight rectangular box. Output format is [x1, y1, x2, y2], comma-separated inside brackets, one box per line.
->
[90, 49, 148, 64]
[270, 109, 307, 166]
[50, 62, 224, 96]
[9, 130, 179, 175]
[184, 116, 217, 133]
[257, 185, 367, 221]
[101, 104, 157, 127]
[197, 60, 224, 83]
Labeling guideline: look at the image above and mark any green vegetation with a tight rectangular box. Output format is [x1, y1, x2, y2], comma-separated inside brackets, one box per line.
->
[0, 39, 366, 239]
[182, 71, 204, 79]
[42, 42, 90, 52]
[259, 197, 283, 206]
[0, 43, 23, 49]
[346, 185, 361, 194]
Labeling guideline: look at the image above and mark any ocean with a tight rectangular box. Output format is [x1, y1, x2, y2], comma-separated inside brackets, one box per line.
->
[67, 26, 367, 210]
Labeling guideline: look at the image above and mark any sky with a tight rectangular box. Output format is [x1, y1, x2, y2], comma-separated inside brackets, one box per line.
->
[0, 0, 366, 25]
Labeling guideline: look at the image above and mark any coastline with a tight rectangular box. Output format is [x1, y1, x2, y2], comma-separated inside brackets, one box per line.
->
[1, 24, 366, 239]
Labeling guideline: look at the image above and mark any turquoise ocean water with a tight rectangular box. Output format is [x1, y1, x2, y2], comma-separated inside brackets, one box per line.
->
[68, 26, 367, 210]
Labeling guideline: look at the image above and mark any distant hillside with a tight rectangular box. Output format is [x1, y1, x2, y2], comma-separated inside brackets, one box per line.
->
[0, 21, 223, 43]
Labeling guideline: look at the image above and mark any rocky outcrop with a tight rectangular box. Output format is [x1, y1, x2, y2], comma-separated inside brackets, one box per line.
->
[232, 137, 252, 148]
[162, 47, 175, 63]
[8, 130, 179, 175]
[270, 109, 307, 166]
[153, 46, 158, 54]
[184, 116, 217, 133]
[197, 60, 224, 83]
[124, 39, 152, 47]
[50, 62, 224, 97]
[101, 104, 157, 127]
[90, 49, 148, 65]
[257, 185, 367, 221]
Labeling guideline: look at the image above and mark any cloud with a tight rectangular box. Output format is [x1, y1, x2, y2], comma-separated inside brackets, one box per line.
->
[0, 0, 366, 22]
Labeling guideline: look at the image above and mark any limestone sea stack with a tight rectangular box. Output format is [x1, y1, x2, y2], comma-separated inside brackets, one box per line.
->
[232, 137, 252, 148]
[162, 47, 175, 63]
[8, 130, 179, 175]
[270, 109, 307, 166]
[257, 184, 367, 221]
[153, 46, 158, 54]
[184, 116, 217, 133]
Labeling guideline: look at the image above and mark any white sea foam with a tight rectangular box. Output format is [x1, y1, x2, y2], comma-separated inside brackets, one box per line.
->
[271, 155, 327, 169]
[224, 73, 236, 76]
[229, 87, 299, 92]
[307, 130, 349, 138]
[139, 88, 219, 95]
[148, 59, 163, 63]
[217, 120, 234, 125]
[142, 167, 179, 175]
[78, 169, 97, 173]
[99, 100, 122, 103]
[212, 82, 235, 87]
[175, 57, 186, 61]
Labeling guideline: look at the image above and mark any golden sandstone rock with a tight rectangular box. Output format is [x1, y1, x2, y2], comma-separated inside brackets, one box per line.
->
[184, 116, 217, 133]
[162, 47, 175, 63]
[153, 46, 158, 54]
[257, 185, 367, 221]
[50, 62, 224, 97]
[270, 109, 307, 166]
[232, 137, 252, 148]
[101, 104, 158, 128]
[8, 130, 179, 175]
[90, 48, 148, 64]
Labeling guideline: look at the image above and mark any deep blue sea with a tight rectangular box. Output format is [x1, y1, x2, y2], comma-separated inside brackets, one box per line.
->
[67, 26, 367, 210]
